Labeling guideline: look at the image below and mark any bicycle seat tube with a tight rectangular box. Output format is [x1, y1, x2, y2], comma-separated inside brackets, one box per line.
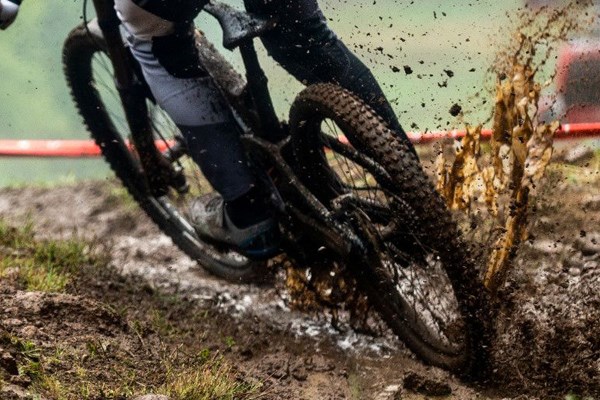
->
[204, 2, 283, 141]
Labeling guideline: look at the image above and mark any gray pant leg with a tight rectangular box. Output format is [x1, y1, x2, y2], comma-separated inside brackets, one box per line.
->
[116, 0, 255, 201]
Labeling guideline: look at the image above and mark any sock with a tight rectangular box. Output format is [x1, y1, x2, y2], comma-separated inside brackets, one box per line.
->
[225, 185, 272, 228]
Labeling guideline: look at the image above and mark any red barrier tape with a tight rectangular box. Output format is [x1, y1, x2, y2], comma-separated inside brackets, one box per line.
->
[407, 122, 600, 144]
[1, 123, 598, 158]
[0, 140, 173, 158]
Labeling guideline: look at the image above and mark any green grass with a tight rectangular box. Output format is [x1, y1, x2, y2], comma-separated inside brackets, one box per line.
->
[106, 185, 139, 211]
[159, 355, 261, 400]
[2, 335, 45, 388]
[6, 338, 261, 400]
[0, 220, 98, 292]
[0, 159, 110, 188]
[2, 318, 261, 400]
[347, 371, 363, 400]
[548, 144, 600, 185]
[149, 309, 178, 337]
[565, 395, 597, 400]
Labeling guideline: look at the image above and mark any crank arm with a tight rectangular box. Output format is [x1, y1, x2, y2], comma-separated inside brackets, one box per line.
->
[286, 205, 354, 257]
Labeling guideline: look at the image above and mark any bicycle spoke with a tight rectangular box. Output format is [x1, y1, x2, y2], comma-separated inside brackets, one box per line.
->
[318, 117, 464, 351]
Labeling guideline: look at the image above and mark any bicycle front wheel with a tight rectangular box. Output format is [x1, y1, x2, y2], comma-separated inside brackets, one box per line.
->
[62, 23, 265, 282]
[289, 83, 489, 374]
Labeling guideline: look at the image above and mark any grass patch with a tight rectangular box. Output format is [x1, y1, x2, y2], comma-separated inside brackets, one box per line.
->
[549, 148, 600, 186]
[347, 371, 363, 400]
[0, 220, 98, 292]
[150, 309, 178, 337]
[9, 343, 261, 400]
[159, 354, 261, 400]
[3, 325, 261, 400]
[565, 395, 597, 400]
[2, 173, 81, 190]
[1, 334, 47, 392]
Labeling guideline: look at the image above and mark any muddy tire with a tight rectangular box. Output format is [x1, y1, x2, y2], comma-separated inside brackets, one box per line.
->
[62, 23, 266, 283]
[289, 83, 489, 375]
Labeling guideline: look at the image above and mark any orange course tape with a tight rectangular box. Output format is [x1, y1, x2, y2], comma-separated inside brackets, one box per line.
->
[0, 123, 598, 158]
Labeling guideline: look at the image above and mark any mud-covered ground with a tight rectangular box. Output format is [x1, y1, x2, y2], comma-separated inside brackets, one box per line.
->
[0, 145, 598, 399]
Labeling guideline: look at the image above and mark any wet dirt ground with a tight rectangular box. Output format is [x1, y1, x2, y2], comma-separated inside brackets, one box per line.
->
[0, 148, 598, 399]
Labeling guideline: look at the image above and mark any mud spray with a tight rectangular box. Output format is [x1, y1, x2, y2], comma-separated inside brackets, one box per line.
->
[283, 0, 593, 312]
[437, 0, 594, 294]
[438, 1, 600, 395]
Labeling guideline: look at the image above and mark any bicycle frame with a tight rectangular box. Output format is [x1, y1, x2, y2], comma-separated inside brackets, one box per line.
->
[91, 0, 368, 260]
[65, 2, 489, 373]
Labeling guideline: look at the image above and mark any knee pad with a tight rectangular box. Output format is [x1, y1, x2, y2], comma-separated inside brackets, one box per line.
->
[151, 24, 208, 79]
[116, 0, 207, 79]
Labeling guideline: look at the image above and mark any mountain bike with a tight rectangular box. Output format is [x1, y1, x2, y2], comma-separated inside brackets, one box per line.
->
[62, 0, 489, 374]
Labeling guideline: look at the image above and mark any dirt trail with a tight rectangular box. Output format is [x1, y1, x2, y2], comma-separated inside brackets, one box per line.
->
[0, 164, 598, 399]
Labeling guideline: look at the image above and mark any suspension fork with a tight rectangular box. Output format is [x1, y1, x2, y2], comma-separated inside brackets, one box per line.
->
[92, 0, 185, 196]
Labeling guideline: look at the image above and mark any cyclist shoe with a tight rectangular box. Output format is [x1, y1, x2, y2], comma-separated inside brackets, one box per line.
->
[190, 193, 281, 260]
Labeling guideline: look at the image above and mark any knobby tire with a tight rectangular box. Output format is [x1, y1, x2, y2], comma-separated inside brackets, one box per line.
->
[289, 83, 490, 375]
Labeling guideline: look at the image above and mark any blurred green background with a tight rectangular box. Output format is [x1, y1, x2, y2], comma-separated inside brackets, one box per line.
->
[0, 0, 568, 186]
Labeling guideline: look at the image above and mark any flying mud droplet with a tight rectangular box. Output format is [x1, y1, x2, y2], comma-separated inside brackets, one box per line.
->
[449, 103, 462, 117]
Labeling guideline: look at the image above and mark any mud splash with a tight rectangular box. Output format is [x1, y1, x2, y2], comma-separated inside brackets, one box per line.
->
[437, 0, 594, 292]
[436, 66, 558, 293]
[435, 2, 600, 396]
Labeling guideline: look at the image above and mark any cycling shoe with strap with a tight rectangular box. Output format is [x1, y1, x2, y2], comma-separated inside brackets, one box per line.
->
[189, 193, 281, 260]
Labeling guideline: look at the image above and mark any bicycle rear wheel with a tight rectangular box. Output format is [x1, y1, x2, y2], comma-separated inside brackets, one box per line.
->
[62, 23, 265, 282]
[289, 83, 489, 374]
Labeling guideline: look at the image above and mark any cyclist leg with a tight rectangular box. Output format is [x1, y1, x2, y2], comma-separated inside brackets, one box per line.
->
[114, 0, 277, 249]
[244, 0, 416, 156]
